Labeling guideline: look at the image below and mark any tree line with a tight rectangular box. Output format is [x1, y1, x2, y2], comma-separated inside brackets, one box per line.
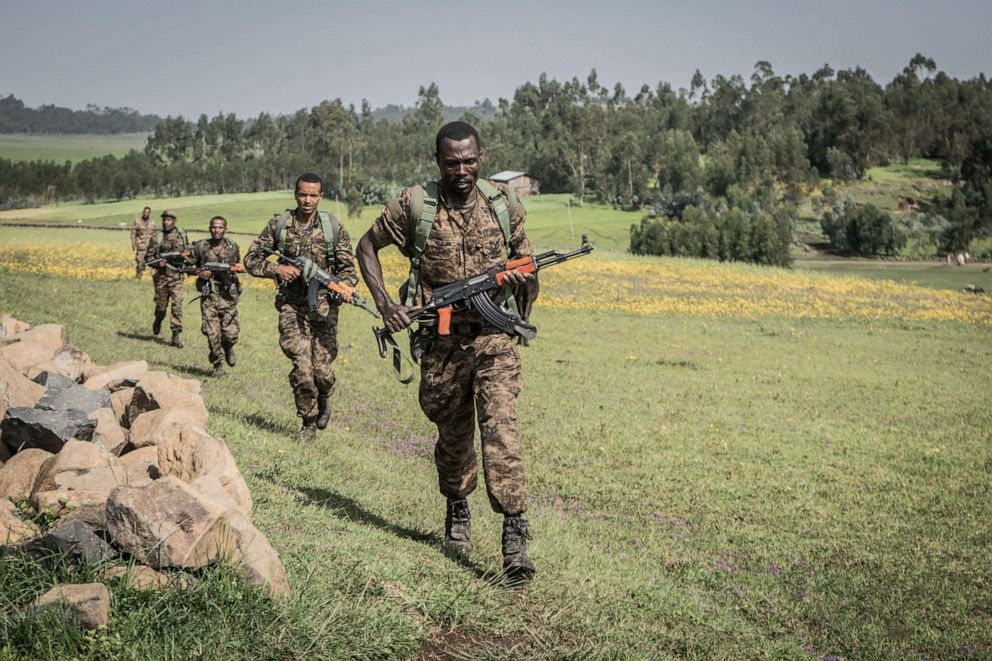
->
[2, 55, 990, 264]
[0, 95, 162, 134]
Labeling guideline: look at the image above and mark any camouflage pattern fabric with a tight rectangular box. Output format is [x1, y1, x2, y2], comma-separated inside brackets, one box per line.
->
[194, 238, 241, 366]
[277, 296, 339, 419]
[131, 216, 157, 277]
[369, 181, 532, 515]
[419, 332, 527, 515]
[145, 227, 189, 333]
[244, 210, 357, 419]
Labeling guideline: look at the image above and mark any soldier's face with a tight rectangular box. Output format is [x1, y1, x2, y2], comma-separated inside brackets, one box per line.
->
[142, 208, 151, 219]
[295, 182, 323, 217]
[209, 220, 226, 240]
[162, 216, 176, 231]
[437, 136, 481, 197]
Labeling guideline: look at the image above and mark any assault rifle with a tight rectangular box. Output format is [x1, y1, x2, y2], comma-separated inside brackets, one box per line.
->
[260, 247, 379, 318]
[179, 262, 245, 303]
[145, 251, 191, 269]
[374, 236, 593, 378]
[177, 262, 246, 275]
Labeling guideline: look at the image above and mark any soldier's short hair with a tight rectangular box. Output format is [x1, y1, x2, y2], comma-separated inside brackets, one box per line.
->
[435, 121, 482, 155]
[295, 172, 323, 193]
[210, 215, 227, 227]
[143, 206, 151, 213]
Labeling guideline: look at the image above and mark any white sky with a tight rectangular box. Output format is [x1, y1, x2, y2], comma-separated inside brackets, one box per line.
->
[1, 0, 989, 118]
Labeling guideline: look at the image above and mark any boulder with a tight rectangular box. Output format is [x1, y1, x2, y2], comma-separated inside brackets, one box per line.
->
[117, 446, 160, 483]
[32, 583, 110, 629]
[101, 564, 194, 591]
[27, 346, 93, 383]
[0, 448, 54, 500]
[191, 475, 288, 598]
[37, 381, 111, 416]
[157, 428, 252, 514]
[32, 440, 124, 494]
[0, 359, 45, 421]
[88, 408, 128, 456]
[1, 498, 40, 544]
[1, 407, 97, 454]
[0, 314, 30, 337]
[128, 408, 198, 449]
[126, 373, 207, 427]
[105, 476, 236, 569]
[0, 325, 65, 373]
[32, 370, 78, 394]
[110, 388, 134, 428]
[83, 361, 148, 392]
[20, 519, 116, 566]
[32, 489, 111, 529]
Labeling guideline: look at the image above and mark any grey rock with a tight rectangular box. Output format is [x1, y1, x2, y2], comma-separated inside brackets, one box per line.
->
[32, 371, 78, 394]
[1, 407, 96, 454]
[37, 384, 111, 416]
[20, 520, 116, 566]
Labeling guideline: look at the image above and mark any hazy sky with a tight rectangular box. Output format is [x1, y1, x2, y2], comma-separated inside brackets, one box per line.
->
[2, 0, 989, 119]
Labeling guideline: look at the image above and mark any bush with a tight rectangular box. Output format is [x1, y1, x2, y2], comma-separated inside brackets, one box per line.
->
[820, 199, 905, 255]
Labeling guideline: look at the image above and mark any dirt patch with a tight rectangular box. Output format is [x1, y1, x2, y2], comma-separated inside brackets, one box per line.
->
[419, 627, 525, 660]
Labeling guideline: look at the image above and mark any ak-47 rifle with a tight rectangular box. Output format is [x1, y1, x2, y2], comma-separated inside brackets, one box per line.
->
[145, 250, 191, 269]
[260, 246, 379, 318]
[374, 236, 593, 382]
[179, 262, 246, 303]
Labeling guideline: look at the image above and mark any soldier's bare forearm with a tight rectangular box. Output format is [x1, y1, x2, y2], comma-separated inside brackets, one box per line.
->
[356, 232, 393, 312]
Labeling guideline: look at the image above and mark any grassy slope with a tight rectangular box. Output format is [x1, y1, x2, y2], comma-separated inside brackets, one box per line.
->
[0, 133, 150, 164]
[1, 223, 991, 657]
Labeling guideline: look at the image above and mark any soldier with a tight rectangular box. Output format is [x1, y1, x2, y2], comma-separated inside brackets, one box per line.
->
[356, 121, 537, 581]
[244, 173, 358, 442]
[191, 216, 242, 378]
[131, 206, 156, 278]
[145, 209, 189, 347]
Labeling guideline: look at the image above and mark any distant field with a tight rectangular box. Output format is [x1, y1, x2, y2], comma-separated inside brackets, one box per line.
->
[0, 132, 149, 163]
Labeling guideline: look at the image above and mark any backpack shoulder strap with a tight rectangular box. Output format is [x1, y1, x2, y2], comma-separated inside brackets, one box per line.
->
[403, 182, 439, 307]
[154, 230, 164, 255]
[317, 210, 340, 257]
[476, 179, 512, 249]
[273, 210, 293, 253]
[177, 227, 189, 249]
[193, 238, 207, 262]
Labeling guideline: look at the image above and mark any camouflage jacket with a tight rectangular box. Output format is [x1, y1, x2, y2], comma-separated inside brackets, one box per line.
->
[131, 216, 157, 251]
[244, 208, 357, 306]
[368, 180, 532, 324]
[193, 238, 241, 302]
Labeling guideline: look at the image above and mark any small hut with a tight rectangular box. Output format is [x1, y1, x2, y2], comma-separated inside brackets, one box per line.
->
[490, 171, 540, 197]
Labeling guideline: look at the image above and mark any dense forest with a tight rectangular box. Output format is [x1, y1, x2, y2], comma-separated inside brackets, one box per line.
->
[2, 55, 990, 264]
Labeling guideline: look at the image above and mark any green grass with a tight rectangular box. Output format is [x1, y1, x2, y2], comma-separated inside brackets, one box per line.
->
[2, 225, 991, 658]
[795, 258, 992, 292]
[865, 158, 947, 183]
[0, 133, 150, 164]
[0, 192, 640, 252]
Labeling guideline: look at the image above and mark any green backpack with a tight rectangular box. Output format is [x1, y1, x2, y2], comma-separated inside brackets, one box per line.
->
[272, 209, 340, 260]
[403, 179, 517, 311]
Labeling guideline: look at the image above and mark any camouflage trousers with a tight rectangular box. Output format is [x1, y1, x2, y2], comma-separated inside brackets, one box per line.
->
[277, 296, 339, 419]
[152, 272, 184, 333]
[134, 244, 150, 277]
[200, 295, 239, 366]
[418, 332, 527, 516]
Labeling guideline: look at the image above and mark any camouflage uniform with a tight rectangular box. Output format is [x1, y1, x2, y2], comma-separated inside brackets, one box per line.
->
[144, 227, 189, 334]
[131, 214, 157, 277]
[192, 238, 241, 368]
[368, 181, 532, 516]
[244, 211, 357, 420]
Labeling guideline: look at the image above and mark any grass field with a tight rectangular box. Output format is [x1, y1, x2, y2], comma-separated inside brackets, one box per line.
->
[1, 222, 991, 658]
[0, 133, 150, 163]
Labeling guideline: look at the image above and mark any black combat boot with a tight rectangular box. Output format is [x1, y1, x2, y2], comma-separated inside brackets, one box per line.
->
[296, 419, 317, 443]
[171, 332, 183, 348]
[211, 364, 224, 378]
[501, 515, 535, 583]
[152, 311, 165, 335]
[224, 345, 236, 367]
[444, 498, 472, 557]
[315, 394, 332, 430]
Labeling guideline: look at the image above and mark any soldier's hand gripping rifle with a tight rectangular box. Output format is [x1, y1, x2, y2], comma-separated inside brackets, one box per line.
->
[178, 262, 246, 303]
[145, 251, 192, 269]
[260, 246, 379, 318]
[374, 235, 593, 380]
